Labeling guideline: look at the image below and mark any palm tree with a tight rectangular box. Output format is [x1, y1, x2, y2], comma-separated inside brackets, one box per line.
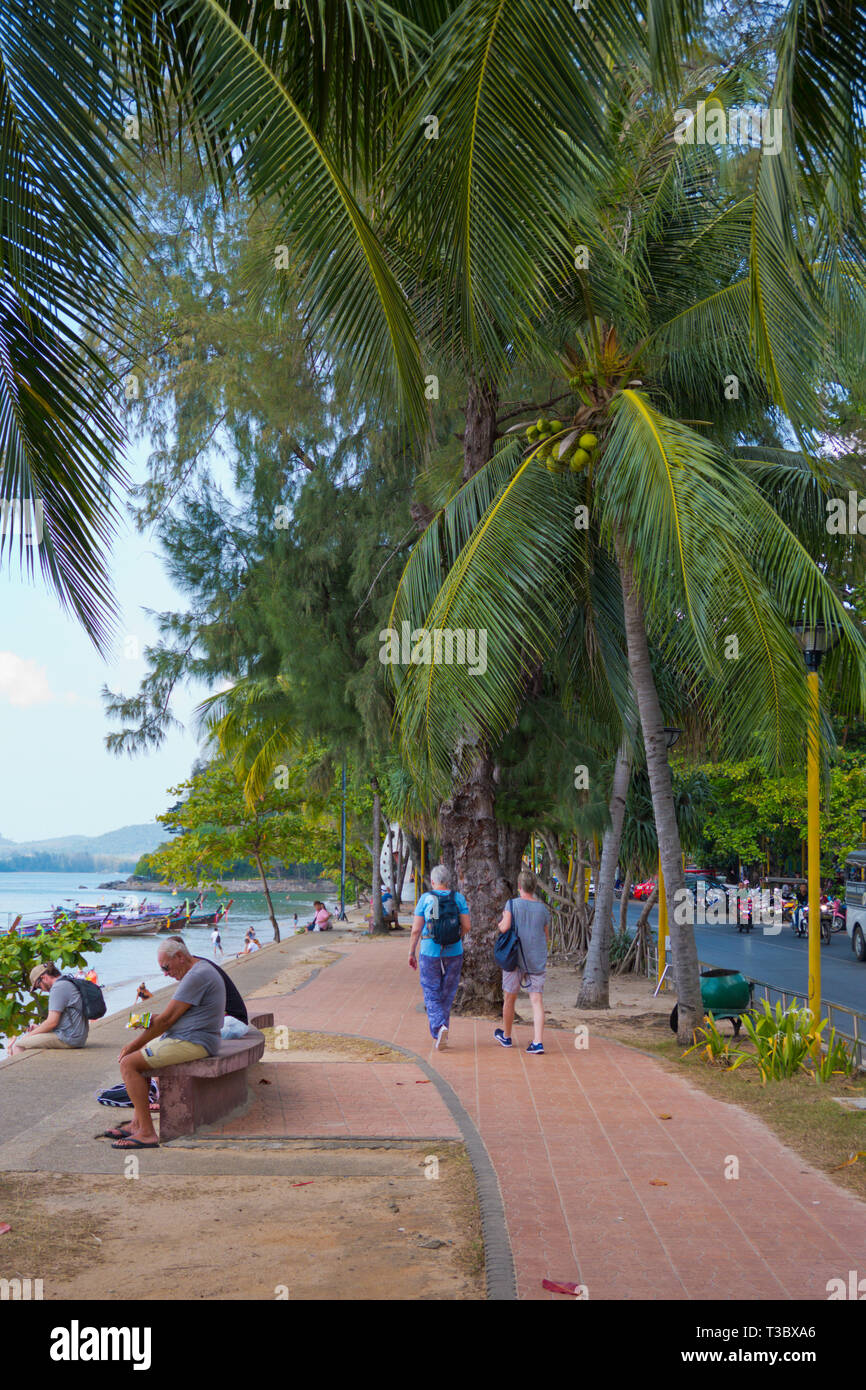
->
[2, 0, 439, 641]
[388, 58, 866, 1038]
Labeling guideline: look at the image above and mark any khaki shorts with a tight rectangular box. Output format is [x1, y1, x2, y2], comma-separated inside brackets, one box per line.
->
[12, 1031, 73, 1050]
[140, 1037, 209, 1068]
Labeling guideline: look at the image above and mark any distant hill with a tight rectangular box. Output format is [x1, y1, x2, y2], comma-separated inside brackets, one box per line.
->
[0, 823, 166, 869]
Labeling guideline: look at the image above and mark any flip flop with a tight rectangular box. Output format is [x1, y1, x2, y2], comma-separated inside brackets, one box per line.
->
[100, 1123, 133, 1139]
[111, 1136, 159, 1149]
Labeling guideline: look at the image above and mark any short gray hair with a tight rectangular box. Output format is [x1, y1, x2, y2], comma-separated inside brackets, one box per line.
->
[157, 938, 191, 962]
[430, 864, 451, 888]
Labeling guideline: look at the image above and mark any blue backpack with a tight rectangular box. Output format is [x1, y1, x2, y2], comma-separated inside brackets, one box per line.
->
[428, 891, 462, 953]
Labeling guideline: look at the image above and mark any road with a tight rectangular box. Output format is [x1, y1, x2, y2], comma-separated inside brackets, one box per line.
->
[620, 898, 866, 1015]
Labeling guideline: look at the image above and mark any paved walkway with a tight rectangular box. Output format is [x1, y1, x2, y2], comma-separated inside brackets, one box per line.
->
[2, 932, 865, 1299]
[249, 936, 866, 1300]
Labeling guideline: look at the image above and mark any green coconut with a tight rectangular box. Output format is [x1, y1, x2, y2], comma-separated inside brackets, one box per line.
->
[578, 433, 598, 451]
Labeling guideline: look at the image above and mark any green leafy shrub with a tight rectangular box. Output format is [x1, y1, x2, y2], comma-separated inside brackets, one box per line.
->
[0, 923, 104, 1042]
[682, 1013, 748, 1070]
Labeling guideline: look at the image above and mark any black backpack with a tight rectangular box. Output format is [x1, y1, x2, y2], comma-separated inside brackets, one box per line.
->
[429, 891, 462, 953]
[62, 974, 107, 1020]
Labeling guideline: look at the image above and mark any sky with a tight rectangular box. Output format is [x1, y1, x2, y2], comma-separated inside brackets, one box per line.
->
[0, 452, 204, 844]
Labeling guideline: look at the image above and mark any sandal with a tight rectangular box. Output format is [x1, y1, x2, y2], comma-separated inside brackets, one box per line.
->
[111, 1136, 160, 1149]
[99, 1122, 133, 1139]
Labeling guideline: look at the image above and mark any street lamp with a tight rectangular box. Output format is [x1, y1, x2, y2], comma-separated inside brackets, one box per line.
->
[791, 621, 839, 1048]
[657, 727, 684, 985]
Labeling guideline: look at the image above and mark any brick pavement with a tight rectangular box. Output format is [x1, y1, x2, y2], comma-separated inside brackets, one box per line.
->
[253, 936, 866, 1300]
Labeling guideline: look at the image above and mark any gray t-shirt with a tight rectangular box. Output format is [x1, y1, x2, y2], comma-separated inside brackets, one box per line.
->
[509, 897, 550, 974]
[167, 961, 226, 1054]
[49, 978, 89, 1047]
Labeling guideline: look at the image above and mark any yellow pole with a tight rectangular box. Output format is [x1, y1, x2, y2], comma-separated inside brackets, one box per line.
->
[657, 854, 667, 986]
[420, 837, 425, 891]
[531, 833, 536, 872]
[807, 670, 821, 1054]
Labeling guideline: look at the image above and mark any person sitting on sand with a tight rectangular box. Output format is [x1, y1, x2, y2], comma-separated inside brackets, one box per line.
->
[105, 939, 226, 1150]
[305, 901, 332, 932]
[135, 982, 152, 1002]
[8, 964, 89, 1054]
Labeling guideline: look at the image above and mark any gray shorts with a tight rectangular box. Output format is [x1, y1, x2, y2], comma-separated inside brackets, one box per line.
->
[502, 968, 545, 994]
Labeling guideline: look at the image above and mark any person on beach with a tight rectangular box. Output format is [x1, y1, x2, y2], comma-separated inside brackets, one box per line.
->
[409, 865, 470, 1050]
[211, 925, 223, 957]
[494, 871, 550, 1055]
[305, 902, 332, 932]
[240, 929, 262, 954]
[135, 982, 153, 1002]
[107, 939, 226, 1150]
[8, 964, 89, 1054]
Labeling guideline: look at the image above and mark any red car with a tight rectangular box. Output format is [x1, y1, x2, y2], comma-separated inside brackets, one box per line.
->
[633, 879, 657, 900]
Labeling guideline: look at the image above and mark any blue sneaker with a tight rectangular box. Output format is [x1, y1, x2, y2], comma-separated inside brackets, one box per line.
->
[494, 1028, 513, 1048]
[526, 1041, 545, 1054]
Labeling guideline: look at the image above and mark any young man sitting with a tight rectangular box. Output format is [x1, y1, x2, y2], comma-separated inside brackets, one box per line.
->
[8, 965, 89, 1053]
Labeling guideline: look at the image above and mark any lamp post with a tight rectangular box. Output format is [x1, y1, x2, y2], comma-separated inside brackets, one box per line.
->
[792, 622, 838, 1049]
[657, 727, 682, 986]
[338, 759, 347, 921]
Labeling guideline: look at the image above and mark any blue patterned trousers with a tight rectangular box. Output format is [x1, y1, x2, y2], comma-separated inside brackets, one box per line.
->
[418, 954, 463, 1040]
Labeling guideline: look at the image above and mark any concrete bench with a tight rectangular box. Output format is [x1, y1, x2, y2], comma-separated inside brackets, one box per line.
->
[154, 1012, 273, 1142]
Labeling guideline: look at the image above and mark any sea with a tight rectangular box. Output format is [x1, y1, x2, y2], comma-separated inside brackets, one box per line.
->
[0, 871, 334, 1052]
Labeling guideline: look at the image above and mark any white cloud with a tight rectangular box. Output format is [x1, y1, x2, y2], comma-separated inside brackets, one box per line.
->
[0, 652, 55, 707]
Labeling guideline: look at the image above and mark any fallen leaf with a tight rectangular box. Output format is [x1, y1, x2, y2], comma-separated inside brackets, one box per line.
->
[658, 1114, 673, 1120]
[832, 1151, 866, 1171]
[415, 1080, 431, 1084]
[542, 1279, 581, 1296]
[0, 1224, 11, 1236]
[649, 1179, 669, 1187]
[291, 1181, 313, 1188]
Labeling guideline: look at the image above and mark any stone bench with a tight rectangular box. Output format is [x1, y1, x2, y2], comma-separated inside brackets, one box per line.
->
[154, 1012, 273, 1142]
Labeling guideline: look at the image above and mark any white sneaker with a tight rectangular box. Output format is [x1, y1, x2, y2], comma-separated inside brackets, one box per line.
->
[436, 1024, 448, 1050]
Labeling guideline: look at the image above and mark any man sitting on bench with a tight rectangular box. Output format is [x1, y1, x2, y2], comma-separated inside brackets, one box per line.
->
[107, 939, 226, 1150]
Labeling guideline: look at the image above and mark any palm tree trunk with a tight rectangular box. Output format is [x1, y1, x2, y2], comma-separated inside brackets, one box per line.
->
[370, 776, 386, 932]
[253, 850, 280, 942]
[577, 737, 632, 1007]
[440, 753, 509, 1013]
[619, 867, 633, 932]
[614, 534, 701, 1040]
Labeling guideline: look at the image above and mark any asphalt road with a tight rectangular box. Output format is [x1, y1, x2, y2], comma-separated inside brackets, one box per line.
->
[620, 897, 866, 1015]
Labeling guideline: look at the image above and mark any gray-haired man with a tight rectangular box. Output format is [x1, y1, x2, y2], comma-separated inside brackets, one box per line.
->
[106, 939, 226, 1150]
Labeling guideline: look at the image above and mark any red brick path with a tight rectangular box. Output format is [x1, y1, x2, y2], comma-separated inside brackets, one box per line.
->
[241, 939, 866, 1300]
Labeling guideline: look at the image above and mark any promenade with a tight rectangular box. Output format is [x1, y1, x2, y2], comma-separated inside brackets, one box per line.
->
[2, 930, 865, 1300]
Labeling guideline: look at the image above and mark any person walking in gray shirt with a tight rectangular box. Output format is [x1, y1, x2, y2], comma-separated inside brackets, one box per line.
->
[494, 871, 550, 1054]
[8, 964, 89, 1053]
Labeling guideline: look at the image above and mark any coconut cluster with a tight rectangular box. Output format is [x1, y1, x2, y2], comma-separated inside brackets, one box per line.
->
[525, 417, 599, 473]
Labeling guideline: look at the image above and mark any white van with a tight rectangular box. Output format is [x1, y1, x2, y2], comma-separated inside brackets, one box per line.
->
[844, 850, 866, 961]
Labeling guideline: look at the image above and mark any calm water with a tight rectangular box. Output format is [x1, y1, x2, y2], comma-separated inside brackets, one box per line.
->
[0, 871, 336, 1049]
